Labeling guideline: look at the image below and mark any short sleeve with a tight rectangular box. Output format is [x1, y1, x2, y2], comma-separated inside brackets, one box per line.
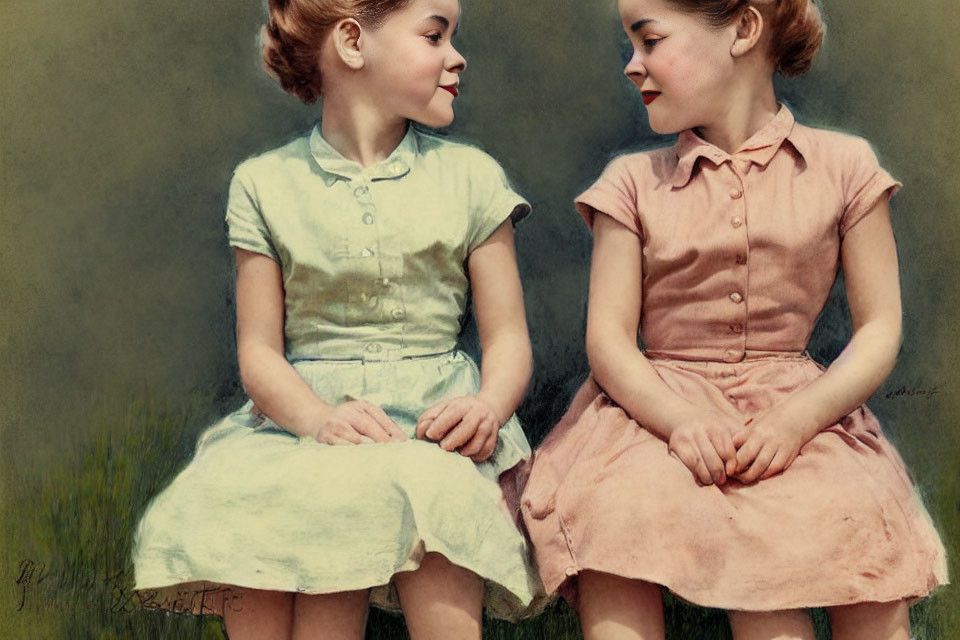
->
[466, 152, 531, 253]
[574, 155, 643, 240]
[839, 138, 901, 237]
[225, 165, 279, 261]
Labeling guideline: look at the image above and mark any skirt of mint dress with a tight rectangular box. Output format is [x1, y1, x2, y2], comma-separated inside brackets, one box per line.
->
[134, 125, 546, 619]
[131, 351, 542, 620]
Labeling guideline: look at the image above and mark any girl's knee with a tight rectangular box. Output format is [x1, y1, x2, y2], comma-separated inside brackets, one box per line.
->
[222, 587, 294, 639]
[827, 600, 910, 640]
[577, 573, 664, 640]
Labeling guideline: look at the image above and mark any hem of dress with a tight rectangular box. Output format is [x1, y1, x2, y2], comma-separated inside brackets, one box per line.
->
[134, 536, 542, 621]
[543, 562, 947, 612]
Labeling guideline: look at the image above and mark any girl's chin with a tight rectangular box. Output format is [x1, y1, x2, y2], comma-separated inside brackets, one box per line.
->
[644, 103, 693, 135]
[646, 116, 687, 136]
[647, 107, 690, 135]
[416, 112, 455, 129]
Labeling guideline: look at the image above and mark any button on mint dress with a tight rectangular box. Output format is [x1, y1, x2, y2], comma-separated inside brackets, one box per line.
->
[132, 126, 543, 620]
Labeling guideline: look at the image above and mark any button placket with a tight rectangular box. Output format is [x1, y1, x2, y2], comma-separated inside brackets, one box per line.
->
[724, 162, 749, 353]
[342, 178, 387, 327]
[353, 178, 378, 225]
[372, 256, 406, 337]
[348, 177, 380, 258]
[375, 275, 405, 322]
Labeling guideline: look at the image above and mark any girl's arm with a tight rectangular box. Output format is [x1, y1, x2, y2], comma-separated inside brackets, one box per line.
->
[733, 199, 901, 481]
[234, 248, 404, 443]
[416, 221, 532, 461]
[586, 213, 739, 485]
[470, 221, 532, 422]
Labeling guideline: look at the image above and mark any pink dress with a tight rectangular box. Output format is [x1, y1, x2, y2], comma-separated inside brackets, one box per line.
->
[521, 107, 948, 611]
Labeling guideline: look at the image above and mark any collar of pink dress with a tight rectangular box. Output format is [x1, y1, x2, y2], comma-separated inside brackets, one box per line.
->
[671, 105, 811, 188]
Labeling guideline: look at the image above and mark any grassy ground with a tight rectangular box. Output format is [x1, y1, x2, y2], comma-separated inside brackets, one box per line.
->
[13, 391, 956, 639]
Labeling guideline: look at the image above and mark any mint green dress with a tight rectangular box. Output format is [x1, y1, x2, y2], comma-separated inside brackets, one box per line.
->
[132, 125, 543, 620]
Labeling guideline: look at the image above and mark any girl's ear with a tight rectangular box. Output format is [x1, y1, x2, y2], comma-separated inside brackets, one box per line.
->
[730, 6, 764, 58]
[333, 18, 365, 70]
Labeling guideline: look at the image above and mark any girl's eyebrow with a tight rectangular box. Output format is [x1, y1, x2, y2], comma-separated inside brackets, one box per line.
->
[630, 18, 657, 32]
[426, 14, 459, 35]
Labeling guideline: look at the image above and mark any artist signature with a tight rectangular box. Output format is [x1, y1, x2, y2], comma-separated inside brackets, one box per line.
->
[883, 385, 939, 400]
[14, 558, 242, 615]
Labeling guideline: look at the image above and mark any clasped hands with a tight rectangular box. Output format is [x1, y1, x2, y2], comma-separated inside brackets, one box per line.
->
[305, 394, 502, 462]
[667, 406, 813, 486]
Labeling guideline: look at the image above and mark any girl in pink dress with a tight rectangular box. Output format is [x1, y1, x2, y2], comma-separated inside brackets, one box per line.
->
[521, 0, 948, 638]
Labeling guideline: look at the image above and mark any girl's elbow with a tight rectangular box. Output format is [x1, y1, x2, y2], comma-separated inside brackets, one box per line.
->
[236, 341, 274, 396]
[585, 331, 618, 380]
[873, 315, 903, 358]
[854, 318, 901, 376]
[502, 334, 532, 381]
[585, 324, 617, 365]
[516, 338, 534, 384]
[236, 353, 258, 399]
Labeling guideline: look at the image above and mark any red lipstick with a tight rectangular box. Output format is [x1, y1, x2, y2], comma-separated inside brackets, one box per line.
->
[441, 84, 459, 97]
[642, 91, 661, 105]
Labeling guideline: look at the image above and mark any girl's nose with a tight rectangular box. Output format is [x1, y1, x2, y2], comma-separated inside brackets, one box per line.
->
[448, 45, 467, 73]
[623, 48, 646, 80]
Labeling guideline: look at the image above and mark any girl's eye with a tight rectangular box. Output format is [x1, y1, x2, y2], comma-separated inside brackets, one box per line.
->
[425, 33, 442, 44]
[643, 37, 664, 50]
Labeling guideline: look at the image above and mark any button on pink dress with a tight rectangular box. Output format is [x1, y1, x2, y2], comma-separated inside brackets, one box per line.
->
[521, 107, 948, 611]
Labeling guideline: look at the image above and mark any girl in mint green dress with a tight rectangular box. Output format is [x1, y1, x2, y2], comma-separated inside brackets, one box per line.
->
[131, 0, 542, 637]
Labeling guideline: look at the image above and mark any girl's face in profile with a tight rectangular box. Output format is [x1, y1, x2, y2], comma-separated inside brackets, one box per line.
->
[362, 0, 466, 128]
[618, 0, 739, 134]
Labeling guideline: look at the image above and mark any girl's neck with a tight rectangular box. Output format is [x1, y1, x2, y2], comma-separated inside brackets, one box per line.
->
[319, 90, 409, 168]
[693, 80, 779, 155]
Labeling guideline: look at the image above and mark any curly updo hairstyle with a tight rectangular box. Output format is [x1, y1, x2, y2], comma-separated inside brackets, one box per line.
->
[667, 0, 824, 77]
[261, 0, 411, 104]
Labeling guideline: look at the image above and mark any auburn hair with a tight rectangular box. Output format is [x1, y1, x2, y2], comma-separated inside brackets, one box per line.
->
[666, 0, 824, 77]
[261, 0, 411, 103]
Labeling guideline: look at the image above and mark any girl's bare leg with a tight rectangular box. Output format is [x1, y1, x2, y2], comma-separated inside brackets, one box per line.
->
[291, 589, 370, 640]
[728, 609, 815, 640]
[827, 600, 910, 640]
[578, 570, 665, 640]
[394, 552, 483, 640]
[222, 588, 294, 640]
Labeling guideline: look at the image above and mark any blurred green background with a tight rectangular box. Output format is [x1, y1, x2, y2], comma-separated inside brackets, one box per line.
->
[1, 0, 957, 638]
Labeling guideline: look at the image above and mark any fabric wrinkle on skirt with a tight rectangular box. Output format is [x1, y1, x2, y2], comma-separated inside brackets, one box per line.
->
[521, 352, 949, 612]
[133, 350, 545, 621]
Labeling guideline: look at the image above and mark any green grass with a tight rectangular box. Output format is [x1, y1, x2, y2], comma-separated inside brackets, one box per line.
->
[19, 394, 956, 639]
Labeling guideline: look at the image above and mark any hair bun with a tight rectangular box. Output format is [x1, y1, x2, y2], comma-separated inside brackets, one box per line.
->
[772, 0, 824, 77]
[261, 15, 322, 104]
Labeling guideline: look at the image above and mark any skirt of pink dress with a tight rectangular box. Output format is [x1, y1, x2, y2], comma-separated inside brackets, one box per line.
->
[520, 354, 948, 611]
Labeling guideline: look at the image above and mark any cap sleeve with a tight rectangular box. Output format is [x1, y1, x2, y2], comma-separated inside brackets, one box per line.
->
[466, 151, 531, 253]
[574, 155, 643, 240]
[839, 138, 901, 237]
[225, 165, 279, 261]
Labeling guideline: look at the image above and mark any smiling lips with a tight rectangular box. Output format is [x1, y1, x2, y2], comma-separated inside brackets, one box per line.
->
[441, 84, 459, 98]
[642, 91, 661, 105]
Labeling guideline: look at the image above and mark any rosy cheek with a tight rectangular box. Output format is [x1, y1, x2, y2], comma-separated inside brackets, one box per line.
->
[655, 54, 683, 89]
